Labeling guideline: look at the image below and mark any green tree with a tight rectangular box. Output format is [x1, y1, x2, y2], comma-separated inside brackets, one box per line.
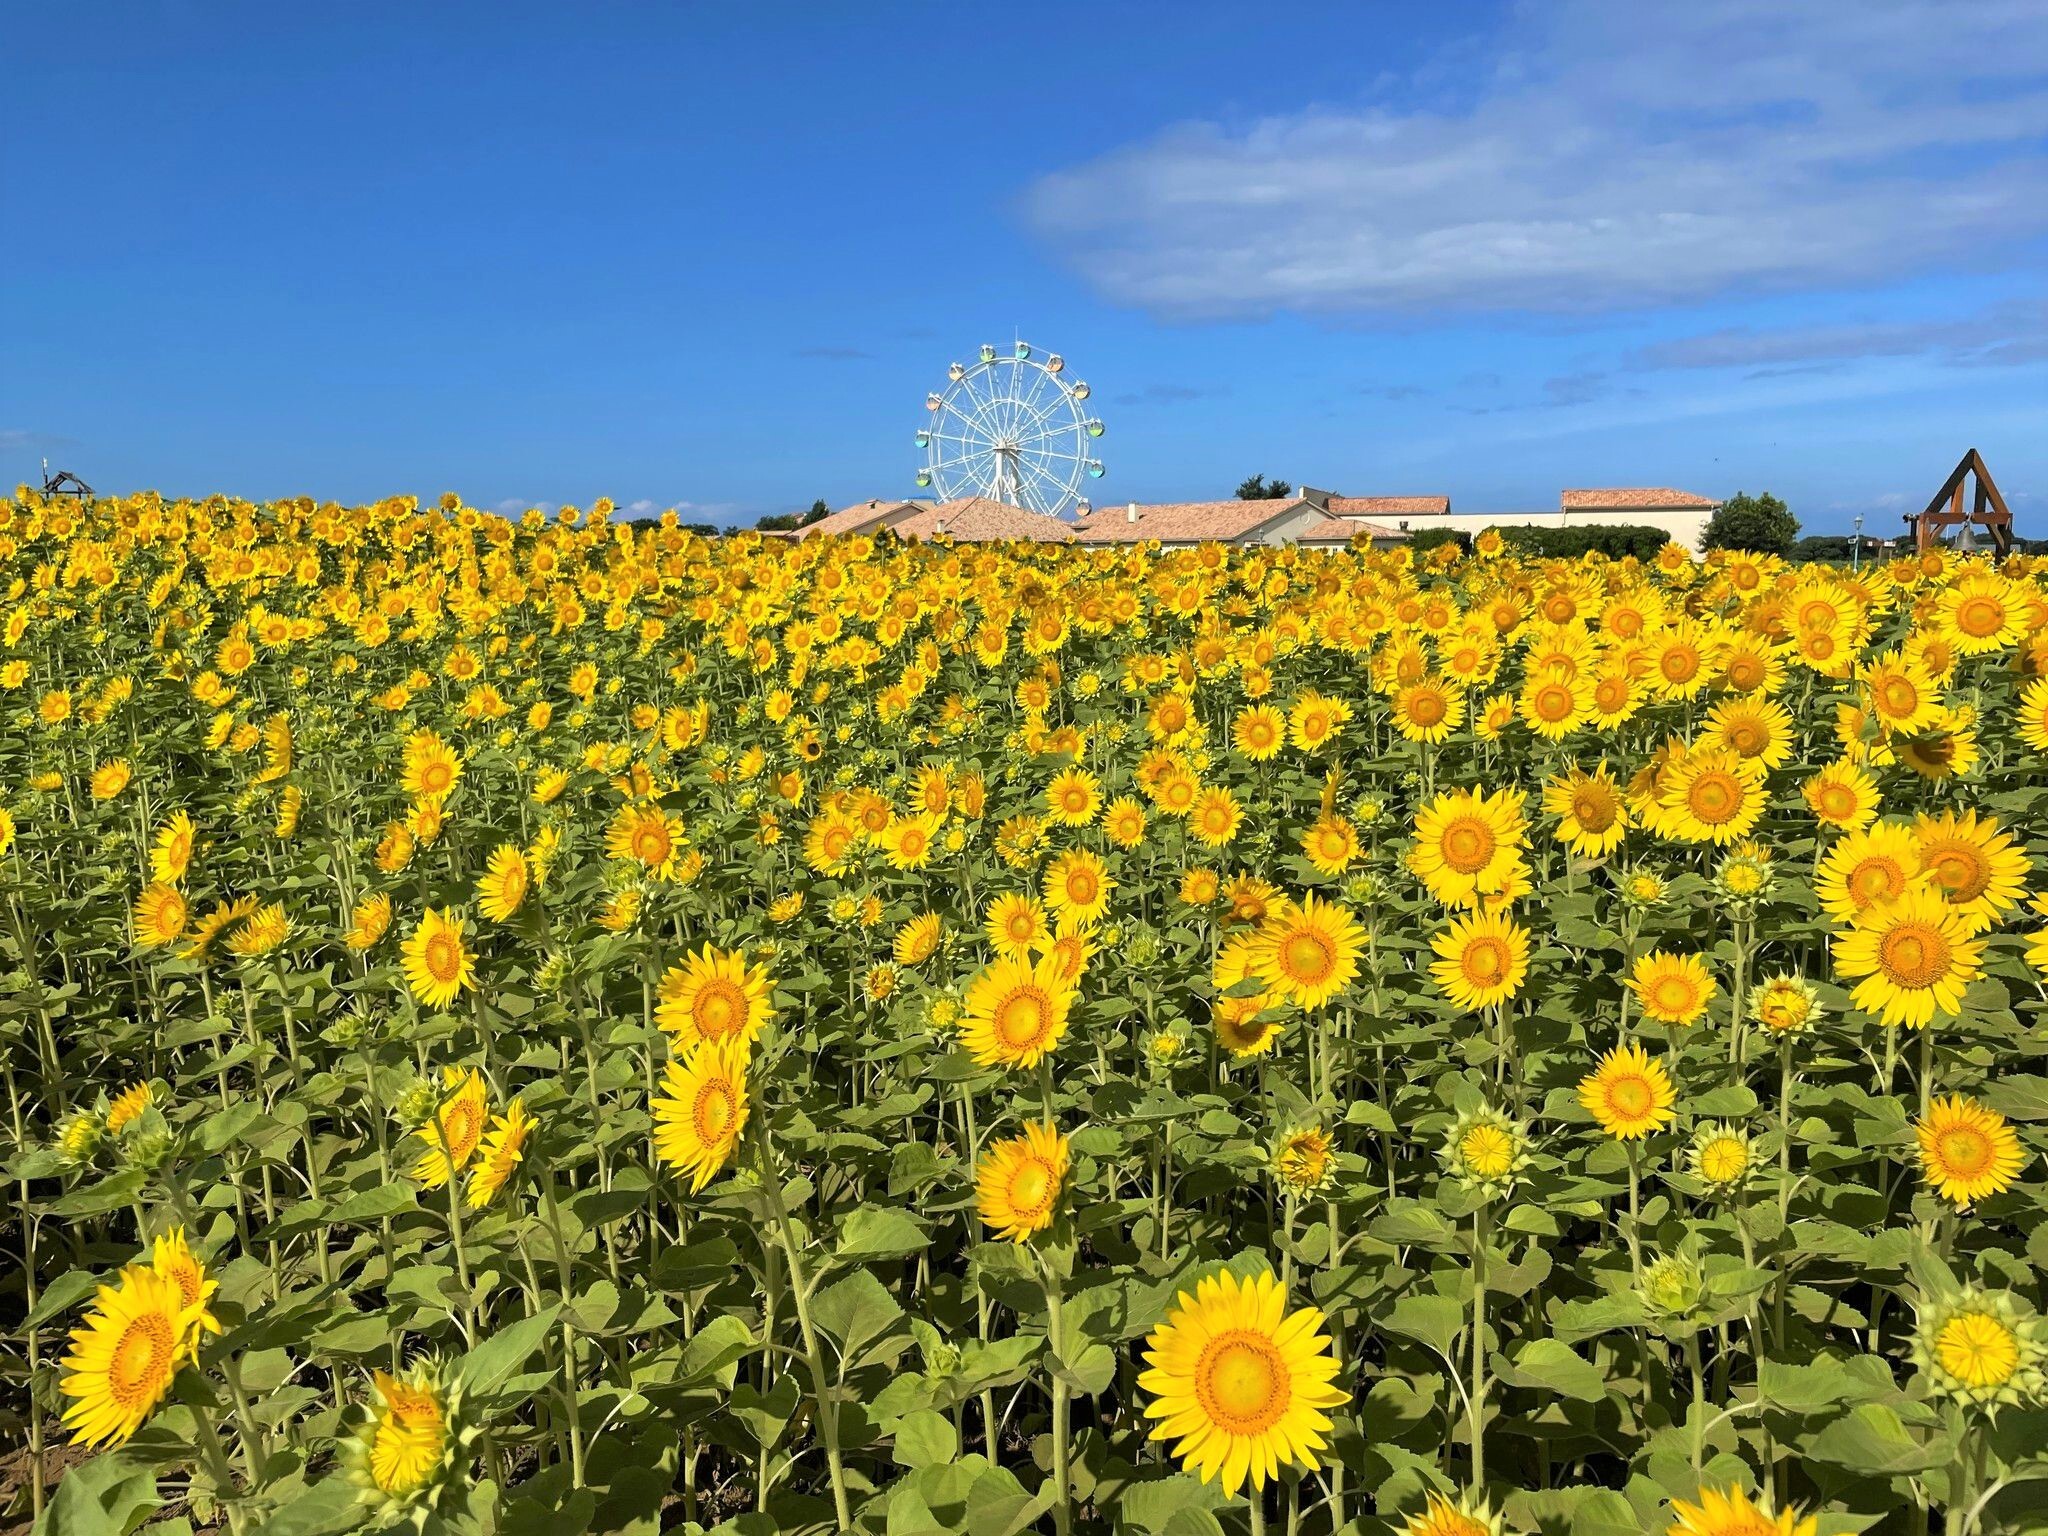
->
[756, 498, 831, 533]
[1703, 491, 1798, 554]
[1235, 474, 1293, 500]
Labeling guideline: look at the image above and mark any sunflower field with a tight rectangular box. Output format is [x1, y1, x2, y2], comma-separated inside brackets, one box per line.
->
[6, 490, 2048, 1536]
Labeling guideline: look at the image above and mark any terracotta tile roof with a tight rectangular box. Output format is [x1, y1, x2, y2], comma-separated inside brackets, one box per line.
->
[1326, 495, 1450, 516]
[1298, 516, 1409, 542]
[890, 497, 1075, 543]
[1070, 497, 1309, 544]
[1560, 487, 1718, 511]
[794, 499, 931, 538]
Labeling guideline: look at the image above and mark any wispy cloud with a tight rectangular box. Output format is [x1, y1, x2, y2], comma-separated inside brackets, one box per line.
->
[1628, 300, 2048, 372]
[1020, 0, 2048, 319]
[0, 428, 80, 453]
[1109, 382, 1225, 407]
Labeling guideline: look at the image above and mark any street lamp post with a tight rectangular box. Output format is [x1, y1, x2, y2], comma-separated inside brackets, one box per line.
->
[1853, 513, 1864, 572]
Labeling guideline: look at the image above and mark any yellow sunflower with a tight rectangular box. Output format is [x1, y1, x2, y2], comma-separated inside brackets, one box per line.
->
[1541, 764, 1629, 858]
[961, 954, 1076, 1070]
[1800, 758, 1880, 831]
[985, 892, 1051, 960]
[1814, 819, 1922, 928]
[1139, 1268, 1349, 1495]
[1427, 910, 1530, 1012]
[974, 1120, 1070, 1242]
[1043, 767, 1101, 827]
[472, 843, 529, 923]
[656, 943, 774, 1049]
[893, 911, 943, 966]
[359, 1365, 450, 1496]
[1299, 814, 1361, 877]
[1665, 1485, 1817, 1536]
[149, 810, 196, 885]
[1247, 894, 1366, 1010]
[650, 1036, 750, 1192]
[1652, 747, 1766, 845]
[132, 882, 190, 950]
[401, 907, 476, 1010]
[59, 1265, 204, 1447]
[1407, 786, 1528, 909]
[1832, 883, 1982, 1029]
[1915, 1095, 2025, 1207]
[466, 1100, 534, 1209]
[1627, 950, 1717, 1028]
[606, 802, 685, 881]
[411, 1067, 489, 1187]
[1578, 1042, 1676, 1140]
[401, 729, 463, 801]
[346, 892, 394, 950]
[1042, 848, 1114, 928]
[1232, 704, 1286, 761]
[1912, 809, 2028, 935]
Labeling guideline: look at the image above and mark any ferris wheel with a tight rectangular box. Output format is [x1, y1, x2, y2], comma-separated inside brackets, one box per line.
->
[915, 341, 1105, 517]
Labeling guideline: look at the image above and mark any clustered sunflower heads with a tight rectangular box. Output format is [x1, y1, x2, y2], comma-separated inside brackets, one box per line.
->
[343, 1359, 476, 1525]
[1910, 1284, 2048, 1413]
[1439, 1104, 1532, 1201]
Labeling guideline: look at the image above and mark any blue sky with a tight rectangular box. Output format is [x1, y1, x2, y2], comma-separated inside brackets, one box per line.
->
[6, 1, 2044, 533]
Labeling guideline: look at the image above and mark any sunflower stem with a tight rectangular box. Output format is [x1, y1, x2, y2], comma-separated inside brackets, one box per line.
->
[1044, 1257, 1074, 1536]
[752, 1122, 853, 1533]
[1625, 1143, 1643, 1278]
[191, 1399, 250, 1536]
[1469, 1203, 1489, 1495]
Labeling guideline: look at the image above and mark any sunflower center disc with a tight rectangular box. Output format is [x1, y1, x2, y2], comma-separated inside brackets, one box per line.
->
[1197, 1331, 1290, 1434]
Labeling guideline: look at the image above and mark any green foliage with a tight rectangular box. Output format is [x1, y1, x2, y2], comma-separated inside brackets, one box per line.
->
[1705, 490, 1799, 554]
[1235, 474, 1293, 500]
[1497, 522, 1672, 560]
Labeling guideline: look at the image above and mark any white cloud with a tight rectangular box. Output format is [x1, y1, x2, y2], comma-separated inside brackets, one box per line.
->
[1020, 0, 2048, 318]
[1629, 299, 2048, 371]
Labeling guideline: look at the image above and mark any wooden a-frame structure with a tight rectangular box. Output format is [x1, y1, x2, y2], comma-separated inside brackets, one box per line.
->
[1904, 449, 2014, 557]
